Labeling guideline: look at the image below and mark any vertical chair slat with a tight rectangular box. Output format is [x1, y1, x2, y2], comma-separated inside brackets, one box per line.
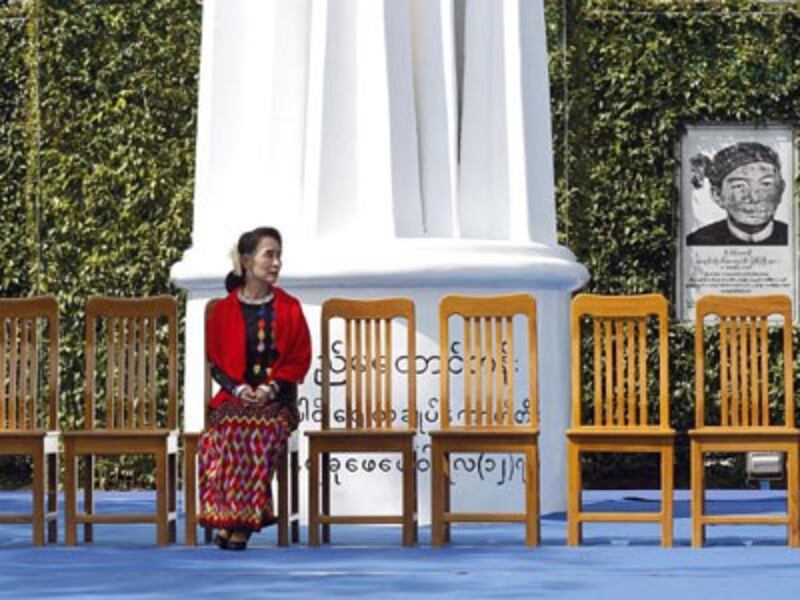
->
[105, 318, 115, 429]
[30, 319, 39, 429]
[749, 319, 758, 427]
[126, 319, 137, 429]
[374, 319, 383, 428]
[116, 318, 126, 429]
[730, 318, 739, 426]
[720, 317, 729, 426]
[9, 319, 18, 430]
[365, 319, 373, 429]
[494, 318, 503, 424]
[739, 318, 749, 427]
[638, 319, 647, 426]
[475, 317, 484, 426]
[345, 319, 353, 428]
[760, 318, 769, 426]
[0, 319, 6, 429]
[505, 317, 514, 426]
[355, 319, 363, 427]
[603, 320, 612, 426]
[148, 317, 157, 428]
[484, 317, 493, 425]
[615, 319, 624, 426]
[137, 317, 147, 428]
[626, 320, 635, 426]
[464, 317, 473, 427]
[593, 320, 601, 426]
[18, 320, 29, 429]
[384, 319, 392, 427]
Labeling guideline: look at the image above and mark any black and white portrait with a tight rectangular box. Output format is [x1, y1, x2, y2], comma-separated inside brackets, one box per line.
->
[686, 141, 788, 246]
[678, 125, 796, 321]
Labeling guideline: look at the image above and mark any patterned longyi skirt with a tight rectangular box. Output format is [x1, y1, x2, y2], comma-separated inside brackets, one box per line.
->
[198, 401, 297, 532]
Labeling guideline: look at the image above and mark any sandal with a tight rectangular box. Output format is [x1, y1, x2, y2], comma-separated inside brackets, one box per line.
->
[228, 531, 249, 551]
[214, 529, 230, 550]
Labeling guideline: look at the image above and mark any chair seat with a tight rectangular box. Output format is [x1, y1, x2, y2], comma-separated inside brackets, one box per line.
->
[567, 426, 675, 439]
[689, 426, 800, 439]
[305, 429, 415, 438]
[64, 428, 178, 438]
[429, 426, 539, 438]
[0, 429, 58, 439]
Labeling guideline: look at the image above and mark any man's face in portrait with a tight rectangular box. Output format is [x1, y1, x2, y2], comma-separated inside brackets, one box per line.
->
[712, 161, 785, 234]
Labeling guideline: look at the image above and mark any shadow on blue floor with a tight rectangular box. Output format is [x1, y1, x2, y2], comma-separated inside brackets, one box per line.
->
[0, 490, 798, 599]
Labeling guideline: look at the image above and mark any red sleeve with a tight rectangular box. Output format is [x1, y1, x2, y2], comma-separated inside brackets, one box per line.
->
[206, 301, 224, 370]
[271, 299, 312, 384]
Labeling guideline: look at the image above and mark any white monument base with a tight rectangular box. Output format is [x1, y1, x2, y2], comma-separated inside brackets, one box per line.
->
[174, 239, 587, 521]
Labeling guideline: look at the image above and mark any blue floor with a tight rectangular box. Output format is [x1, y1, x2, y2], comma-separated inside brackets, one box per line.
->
[0, 490, 799, 598]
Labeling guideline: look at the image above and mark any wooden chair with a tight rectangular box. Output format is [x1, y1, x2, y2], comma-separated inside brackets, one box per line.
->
[63, 296, 179, 546]
[0, 296, 59, 545]
[306, 298, 417, 546]
[183, 298, 300, 547]
[430, 294, 539, 547]
[690, 294, 799, 547]
[566, 294, 675, 546]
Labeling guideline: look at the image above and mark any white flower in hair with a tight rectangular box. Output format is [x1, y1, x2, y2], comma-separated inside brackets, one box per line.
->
[229, 245, 242, 276]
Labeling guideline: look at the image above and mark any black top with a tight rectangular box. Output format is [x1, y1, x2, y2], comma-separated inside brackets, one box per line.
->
[686, 219, 788, 246]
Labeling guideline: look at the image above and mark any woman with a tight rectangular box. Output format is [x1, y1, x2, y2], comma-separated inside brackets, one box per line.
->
[198, 227, 311, 550]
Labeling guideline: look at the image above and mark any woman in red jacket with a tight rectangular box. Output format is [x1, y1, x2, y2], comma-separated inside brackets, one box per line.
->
[198, 227, 311, 550]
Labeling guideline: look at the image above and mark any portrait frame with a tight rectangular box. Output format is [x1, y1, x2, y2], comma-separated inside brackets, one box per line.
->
[676, 123, 798, 323]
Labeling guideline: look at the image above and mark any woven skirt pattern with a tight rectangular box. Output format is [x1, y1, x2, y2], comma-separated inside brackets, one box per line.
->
[198, 402, 290, 532]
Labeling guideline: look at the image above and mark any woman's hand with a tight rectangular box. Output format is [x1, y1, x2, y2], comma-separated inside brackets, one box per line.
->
[237, 385, 260, 405]
[255, 383, 277, 405]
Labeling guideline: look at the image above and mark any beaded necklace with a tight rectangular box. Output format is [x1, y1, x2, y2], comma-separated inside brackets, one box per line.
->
[238, 289, 275, 378]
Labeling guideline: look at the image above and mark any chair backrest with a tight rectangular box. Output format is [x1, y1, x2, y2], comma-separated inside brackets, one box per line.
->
[84, 295, 178, 430]
[320, 298, 416, 431]
[439, 294, 537, 429]
[695, 294, 793, 429]
[0, 296, 59, 431]
[571, 294, 669, 429]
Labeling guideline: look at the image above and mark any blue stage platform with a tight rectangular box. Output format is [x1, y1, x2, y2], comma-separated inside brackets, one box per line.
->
[0, 490, 798, 598]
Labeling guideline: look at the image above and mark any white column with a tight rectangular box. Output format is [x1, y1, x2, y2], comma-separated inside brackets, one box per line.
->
[409, 0, 460, 236]
[457, 0, 557, 244]
[305, 0, 424, 240]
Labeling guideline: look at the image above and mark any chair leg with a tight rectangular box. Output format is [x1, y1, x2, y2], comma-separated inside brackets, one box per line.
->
[308, 443, 320, 547]
[290, 448, 300, 544]
[155, 448, 169, 546]
[443, 451, 451, 544]
[525, 445, 540, 547]
[566, 440, 582, 546]
[661, 445, 674, 548]
[277, 450, 290, 547]
[431, 442, 444, 547]
[322, 452, 331, 544]
[64, 442, 77, 546]
[787, 444, 799, 547]
[47, 451, 58, 543]
[691, 441, 705, 548]
[31, 446, 45, 547]
[82, 454, 94, 543]
[412, 449, 419, 544]
[168, 451, 178, 544]
[183, 437, 198, 546]
[402, 445, 415, 546]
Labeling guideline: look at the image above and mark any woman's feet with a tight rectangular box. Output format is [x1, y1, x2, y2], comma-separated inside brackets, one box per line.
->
[227, 530, 250, 551]
[214, 528, 230, 549]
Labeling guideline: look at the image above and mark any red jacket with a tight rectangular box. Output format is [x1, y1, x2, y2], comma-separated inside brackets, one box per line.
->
[206, 286, 312, 409]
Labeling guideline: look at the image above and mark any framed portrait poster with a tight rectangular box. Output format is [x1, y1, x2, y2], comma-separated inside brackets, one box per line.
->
[678, 124, 797, 322]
